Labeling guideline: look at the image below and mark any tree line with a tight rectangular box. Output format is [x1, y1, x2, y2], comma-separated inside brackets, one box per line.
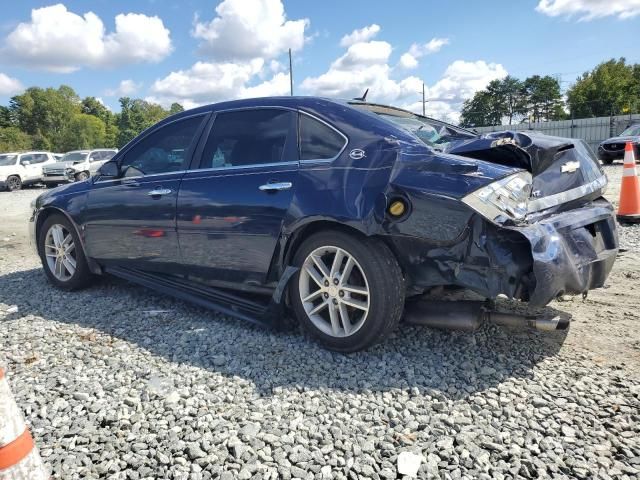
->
[459, 58, 640, 128]
[0, 85, 184, 153]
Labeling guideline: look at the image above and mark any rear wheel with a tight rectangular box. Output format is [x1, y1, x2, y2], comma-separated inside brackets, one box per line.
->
[291, 230, 404, 352]
[601, 157, 614, 165]
[38, 214, 93, 290]
[6, 175, 22, 191]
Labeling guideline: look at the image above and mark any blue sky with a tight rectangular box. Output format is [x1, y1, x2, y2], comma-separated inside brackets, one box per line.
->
[0, 0, 638, 122]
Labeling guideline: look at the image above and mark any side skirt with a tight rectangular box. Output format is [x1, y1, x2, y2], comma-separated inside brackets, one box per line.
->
[104, 266, 298, 329]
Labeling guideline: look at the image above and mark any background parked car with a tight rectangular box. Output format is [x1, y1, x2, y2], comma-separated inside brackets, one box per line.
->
[598, 124, 640, 164]
[0, 151, 56, 191]
[42, 149, 118, 187]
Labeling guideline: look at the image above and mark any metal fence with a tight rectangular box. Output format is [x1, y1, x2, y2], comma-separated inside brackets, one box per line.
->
[474, 114, 640, 151]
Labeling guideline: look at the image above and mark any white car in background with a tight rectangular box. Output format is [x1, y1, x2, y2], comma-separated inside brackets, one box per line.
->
[42, 149, 118, 187]
[0, 151, 56, 191]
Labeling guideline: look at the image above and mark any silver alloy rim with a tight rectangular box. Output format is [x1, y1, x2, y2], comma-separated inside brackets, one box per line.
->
[44, 224, 77, 281]
[77, 172, 88, 181]
[299, 245, 370, 338]
[7, 177, 20, 190]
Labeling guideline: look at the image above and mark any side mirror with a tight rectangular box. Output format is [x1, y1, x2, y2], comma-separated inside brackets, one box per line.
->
[20, 160, 31, 166]
[97, 160, 119, 178]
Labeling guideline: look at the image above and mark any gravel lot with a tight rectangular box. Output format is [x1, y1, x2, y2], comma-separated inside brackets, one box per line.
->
[1, 165, 639, 479]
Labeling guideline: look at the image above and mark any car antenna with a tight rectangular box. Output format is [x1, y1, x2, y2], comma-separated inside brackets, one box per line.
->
[353, 88, 369, 102]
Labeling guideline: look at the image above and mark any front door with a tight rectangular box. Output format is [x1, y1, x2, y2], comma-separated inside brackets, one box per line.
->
[177, 108, 298, 286]
[83, 114, 208, 273]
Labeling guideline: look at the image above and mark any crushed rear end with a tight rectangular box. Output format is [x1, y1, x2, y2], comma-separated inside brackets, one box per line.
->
[447, 130, 618, 306]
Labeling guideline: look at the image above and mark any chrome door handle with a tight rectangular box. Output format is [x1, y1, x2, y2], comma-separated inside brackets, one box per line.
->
[259, 182, 292, 192]
[148, 188, 173, 196]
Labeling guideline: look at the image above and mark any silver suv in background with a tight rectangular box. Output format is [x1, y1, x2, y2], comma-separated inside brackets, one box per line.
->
[0, 151, 56, 191]
[42, 149, 118, 187]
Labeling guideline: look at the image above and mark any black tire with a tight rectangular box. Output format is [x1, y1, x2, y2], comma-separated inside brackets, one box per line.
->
[75, 171, 90, 181]
[290, 230, 405, 352]
[45, 183, 58, 189]
[6, 175, 22, 191]
[38, 213, 93, 291]
[601, 157, 614, 165]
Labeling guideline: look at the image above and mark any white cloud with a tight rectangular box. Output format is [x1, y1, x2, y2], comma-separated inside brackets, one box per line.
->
[340, 24, 381, 47]
[398, 37, 449, 70]
[536, 0, 640, 20]
[148, 59, 290, 108]
[192, 0, 309, 60]
[301, 28, 505, 124]
[333, 41, 393, 69]
[105, 79, 142, 97]
[2, 4, 172, 73]
[0, 73, 23, 96]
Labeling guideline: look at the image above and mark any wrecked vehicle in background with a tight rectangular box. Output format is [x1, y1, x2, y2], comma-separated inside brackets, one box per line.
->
[29, 97, 618, 352]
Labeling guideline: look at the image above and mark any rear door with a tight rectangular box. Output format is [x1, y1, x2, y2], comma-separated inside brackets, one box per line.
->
[83, 114, 208, 273]
[176, 108, 298, 286]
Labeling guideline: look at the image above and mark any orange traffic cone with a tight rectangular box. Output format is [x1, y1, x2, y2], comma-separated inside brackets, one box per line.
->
[0, 368, 49, 480]
[617, 142, 640, 224]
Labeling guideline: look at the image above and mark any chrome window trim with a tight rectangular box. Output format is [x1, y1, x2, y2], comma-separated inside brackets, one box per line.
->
[527, 175, 608, 213]
[94, 170, 188, 184]
[298, 110, 349, 164]
[186, 160, 299, 175]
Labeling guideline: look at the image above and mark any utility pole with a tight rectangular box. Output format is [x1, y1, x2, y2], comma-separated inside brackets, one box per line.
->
[289, 48, 293, 96]
[422, 83, 426, 116]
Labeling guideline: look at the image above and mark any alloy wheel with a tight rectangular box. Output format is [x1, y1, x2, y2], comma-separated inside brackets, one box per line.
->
[76, 172, 89, 181]
[7, 177, 21, 191]
[298, 245, 370, 337]
[44, 224, 77, 281]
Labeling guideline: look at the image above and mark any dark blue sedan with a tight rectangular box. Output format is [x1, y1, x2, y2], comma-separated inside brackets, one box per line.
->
[29, 97, 618, 351]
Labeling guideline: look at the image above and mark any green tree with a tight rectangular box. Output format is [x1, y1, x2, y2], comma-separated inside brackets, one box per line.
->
[169, 103, 185, 115]
[117, 97, 176, 147]
[567, 58, 640, 117]
[523, 75, 565, 122]
[460, 91, 500, 127]
[0, 106, 13, 128]
[460, 76, 527, 127]
[60, 114, 106, 151]
[9, 85, 80, 149]
[0, 127, 32, 151]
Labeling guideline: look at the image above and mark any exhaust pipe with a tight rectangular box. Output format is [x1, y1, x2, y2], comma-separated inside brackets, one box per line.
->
[404, 300, 484, 331]
[404, 300, 569, 331]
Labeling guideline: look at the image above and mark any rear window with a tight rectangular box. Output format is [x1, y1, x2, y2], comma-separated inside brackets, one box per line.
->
[299, 114, 346, 161]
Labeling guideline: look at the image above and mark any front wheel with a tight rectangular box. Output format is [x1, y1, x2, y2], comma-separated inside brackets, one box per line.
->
[600, 157, 614, 165]
[38, 214, 93, 290]
[6, 175, 22, 191]
[290, 230, 405, 352]
[75, 171, 90, 182]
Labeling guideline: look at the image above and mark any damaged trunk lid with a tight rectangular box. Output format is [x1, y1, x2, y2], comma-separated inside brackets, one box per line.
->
[445, 131, 606, 214]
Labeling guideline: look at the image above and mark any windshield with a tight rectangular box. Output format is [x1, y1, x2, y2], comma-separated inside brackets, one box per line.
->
[620, 125, 640, 137]
[0, 154, 18, 166]
[60, 152, 87, 162]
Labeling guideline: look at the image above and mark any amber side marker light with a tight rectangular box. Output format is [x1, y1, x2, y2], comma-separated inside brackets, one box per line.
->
[388, 199, 407, 217]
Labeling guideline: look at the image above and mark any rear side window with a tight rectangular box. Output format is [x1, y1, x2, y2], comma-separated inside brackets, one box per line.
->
[200, 109, 294, 169]
[121, 115, 204, 176]
[299, 114, 346, 160]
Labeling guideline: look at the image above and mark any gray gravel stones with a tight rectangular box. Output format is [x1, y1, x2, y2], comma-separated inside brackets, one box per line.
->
[1, 188, 639, 479]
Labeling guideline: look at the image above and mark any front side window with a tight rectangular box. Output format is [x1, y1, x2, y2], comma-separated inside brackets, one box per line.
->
[19, 154, 34, 164]
[299, 114, 346, 160]
[31, 154, 49, 164]
[89, 152, 102, 162]
[121, 115, 204, 176]
[200, 109, 294, 169]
